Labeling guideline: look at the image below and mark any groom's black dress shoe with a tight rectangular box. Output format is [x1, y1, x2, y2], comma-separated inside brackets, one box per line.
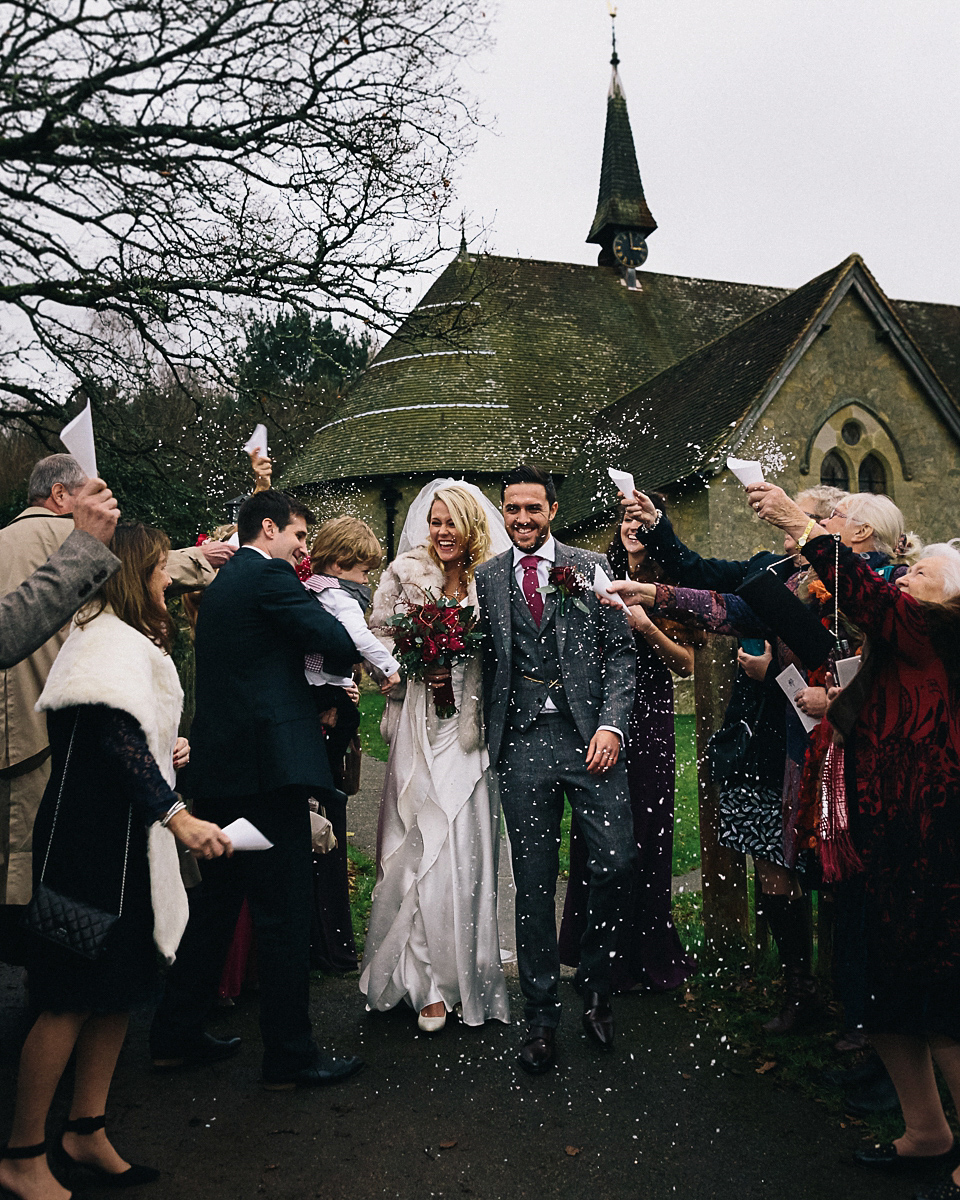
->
[262, 1053, 365, 1090]
[151, 1031, 241, 1070]
[518, 1026, 556, 1075]
[581, 991, 614, 1049]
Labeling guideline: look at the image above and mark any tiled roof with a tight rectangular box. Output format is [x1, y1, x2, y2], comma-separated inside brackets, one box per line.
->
[586, 68, 657, 245]
[892, 298, 960, 402]
[281, 254, 788, 489]
[555, 257, 858, 530]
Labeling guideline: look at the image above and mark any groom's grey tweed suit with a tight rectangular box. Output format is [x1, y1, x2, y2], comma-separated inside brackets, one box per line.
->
[475, 541, 636, 1026]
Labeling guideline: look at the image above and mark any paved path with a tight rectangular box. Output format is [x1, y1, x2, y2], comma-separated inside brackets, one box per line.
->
[0, 963, 909, 1200]
[0, 759, 911, 1199]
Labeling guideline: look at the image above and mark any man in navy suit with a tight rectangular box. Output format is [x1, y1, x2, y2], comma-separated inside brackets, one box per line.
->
[151, 490, 364, 1089]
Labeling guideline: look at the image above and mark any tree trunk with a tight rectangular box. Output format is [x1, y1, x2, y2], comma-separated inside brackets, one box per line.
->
[694, 636, 749, 956]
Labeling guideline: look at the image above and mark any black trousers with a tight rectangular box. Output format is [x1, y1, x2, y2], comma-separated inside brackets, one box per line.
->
[151, 787, 318, 1079]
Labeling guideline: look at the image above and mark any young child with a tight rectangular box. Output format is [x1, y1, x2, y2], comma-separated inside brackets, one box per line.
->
[303, 517, 401, 773]
[302, 517, 400, 973]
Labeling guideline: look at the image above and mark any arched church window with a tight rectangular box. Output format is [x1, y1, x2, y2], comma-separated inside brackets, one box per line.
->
[858, 454, 887, 495]
[820, 450, 849, 491]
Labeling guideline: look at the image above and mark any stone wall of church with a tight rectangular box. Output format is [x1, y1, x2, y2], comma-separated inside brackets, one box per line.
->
[730, 289, 960, 546]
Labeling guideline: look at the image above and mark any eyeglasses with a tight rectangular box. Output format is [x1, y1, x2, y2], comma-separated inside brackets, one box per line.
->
[827, 508, 851, 521]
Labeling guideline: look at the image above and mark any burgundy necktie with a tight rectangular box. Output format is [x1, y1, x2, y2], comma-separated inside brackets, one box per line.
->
[520, 555, 544, 625]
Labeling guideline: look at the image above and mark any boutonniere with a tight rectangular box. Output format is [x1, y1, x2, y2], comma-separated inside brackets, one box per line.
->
[539, 565, 590, 615]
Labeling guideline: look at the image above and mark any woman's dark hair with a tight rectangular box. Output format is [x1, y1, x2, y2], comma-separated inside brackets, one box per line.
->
[606, 492, 670, 583]
[237, 489, 314, 544]
[500, 464, 557, 506]
[78, 522, 173, 651]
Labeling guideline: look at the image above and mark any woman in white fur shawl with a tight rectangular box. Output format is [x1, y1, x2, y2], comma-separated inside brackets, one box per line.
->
[359, 482, 511, 1033]
[0, 524, 230, 1200]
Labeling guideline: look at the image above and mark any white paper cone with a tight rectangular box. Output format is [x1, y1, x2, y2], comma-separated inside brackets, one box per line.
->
[607, 466, 636, 497]
[727, 456, 765, 486]
[243, 424, 268, 458]
[59, 401, 98, 479]
[593, 563, 630, 611]
[226, 531, 240, 547]
[220, 817, 273, 851]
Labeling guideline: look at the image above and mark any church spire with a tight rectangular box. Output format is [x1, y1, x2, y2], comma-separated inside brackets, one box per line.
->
[586, 11, 657, 262]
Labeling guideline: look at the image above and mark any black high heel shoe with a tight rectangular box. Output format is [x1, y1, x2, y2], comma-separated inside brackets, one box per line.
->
[1, 1141, 70, 1200]
[58, 1116, 160, 1189]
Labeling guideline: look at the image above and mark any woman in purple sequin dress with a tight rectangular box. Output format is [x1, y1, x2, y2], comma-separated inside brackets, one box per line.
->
[559, 507, 698, 992]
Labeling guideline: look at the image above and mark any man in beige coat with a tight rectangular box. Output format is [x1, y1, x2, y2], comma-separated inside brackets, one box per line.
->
[0, 453, 234, 912]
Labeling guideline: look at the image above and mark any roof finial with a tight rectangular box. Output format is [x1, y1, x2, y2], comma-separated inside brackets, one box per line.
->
[458, 213, 468, 259]
[608, 3, 619, 69]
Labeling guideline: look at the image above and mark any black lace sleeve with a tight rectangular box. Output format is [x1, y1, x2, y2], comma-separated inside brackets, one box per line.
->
[97, 706, 179, 826]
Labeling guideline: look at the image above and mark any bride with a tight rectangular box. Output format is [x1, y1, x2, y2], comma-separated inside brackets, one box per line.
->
[359, 480, 512, 1032]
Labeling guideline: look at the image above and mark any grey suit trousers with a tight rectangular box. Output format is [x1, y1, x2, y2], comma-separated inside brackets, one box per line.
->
[498, 712, 636, 1027]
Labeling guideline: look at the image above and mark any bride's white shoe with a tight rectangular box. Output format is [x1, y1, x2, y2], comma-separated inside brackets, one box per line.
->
[418, 1006, 447, 1033]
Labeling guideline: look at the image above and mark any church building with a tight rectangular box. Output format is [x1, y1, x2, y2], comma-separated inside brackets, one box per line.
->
[282, 42, 960, 561]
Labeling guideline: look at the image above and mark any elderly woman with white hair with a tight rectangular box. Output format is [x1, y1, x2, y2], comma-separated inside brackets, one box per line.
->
[748, 484, 960, 1196]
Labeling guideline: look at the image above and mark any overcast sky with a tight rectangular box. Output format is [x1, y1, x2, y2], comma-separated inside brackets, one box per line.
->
[452, 0, 959, 306]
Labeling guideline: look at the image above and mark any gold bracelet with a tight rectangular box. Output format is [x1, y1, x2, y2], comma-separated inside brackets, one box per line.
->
[796, 518, 817, 548]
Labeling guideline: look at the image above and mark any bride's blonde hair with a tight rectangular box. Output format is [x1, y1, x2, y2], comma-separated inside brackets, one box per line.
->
[426, 485, 492, 581]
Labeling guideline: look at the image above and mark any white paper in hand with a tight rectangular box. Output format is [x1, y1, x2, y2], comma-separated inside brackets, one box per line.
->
[776, 664, 819, 733]
[243, 423, 268, 458]
[607, 466, 636, 498]
[60, 401, 98, 479]
[593, 563, 630, 611]
[834, 656, 862, 689]
[727, 456, 765, 487]
[221, 817, 273, 851]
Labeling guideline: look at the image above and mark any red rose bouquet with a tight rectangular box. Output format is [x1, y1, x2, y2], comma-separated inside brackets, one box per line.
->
[386, 592, 484, 718]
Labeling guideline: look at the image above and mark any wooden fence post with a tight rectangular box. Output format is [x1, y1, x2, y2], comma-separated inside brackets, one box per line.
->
[694, 637, 750, 957]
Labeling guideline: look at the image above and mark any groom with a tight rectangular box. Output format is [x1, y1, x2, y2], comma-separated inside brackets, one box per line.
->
[475, 465, 636, 1074]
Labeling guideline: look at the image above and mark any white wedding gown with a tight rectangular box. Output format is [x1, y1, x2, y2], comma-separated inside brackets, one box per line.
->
[359, 659, 510, 1025]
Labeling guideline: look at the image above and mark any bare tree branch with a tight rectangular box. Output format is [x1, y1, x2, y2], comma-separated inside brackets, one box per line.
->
[0, 0, 487, 416]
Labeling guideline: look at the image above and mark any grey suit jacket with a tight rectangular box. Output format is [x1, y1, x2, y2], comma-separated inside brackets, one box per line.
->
[0, 530, 119, 670]
[474, 540, 636, 765]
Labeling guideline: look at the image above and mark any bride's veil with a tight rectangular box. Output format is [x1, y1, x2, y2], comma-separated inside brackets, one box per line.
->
[395, 478, 513, 560]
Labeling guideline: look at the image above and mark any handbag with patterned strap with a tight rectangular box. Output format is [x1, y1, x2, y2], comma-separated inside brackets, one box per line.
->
[22, 713, 131, 962]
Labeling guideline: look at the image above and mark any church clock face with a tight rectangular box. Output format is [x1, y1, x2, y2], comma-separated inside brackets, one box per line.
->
[612, 229, 648, 268]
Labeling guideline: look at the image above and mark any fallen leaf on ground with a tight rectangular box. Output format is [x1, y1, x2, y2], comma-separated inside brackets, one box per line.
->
[440, 1141, 458, 1150]
[565, 1146, 582, 1157]
[755, 1061, 777, 1074]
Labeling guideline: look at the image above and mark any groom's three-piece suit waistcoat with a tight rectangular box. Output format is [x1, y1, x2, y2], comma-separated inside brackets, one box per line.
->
[508, 573, 575, 730]
[476, 543, 636, 764]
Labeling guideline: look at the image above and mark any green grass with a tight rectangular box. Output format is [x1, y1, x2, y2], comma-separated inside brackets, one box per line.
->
[673, 715, 700, 876]
[357, 692, 390, 762]
[346, 842, 377, 946]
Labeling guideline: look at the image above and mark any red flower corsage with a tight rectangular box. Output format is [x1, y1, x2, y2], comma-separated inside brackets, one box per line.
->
[539, 565, 590, 616]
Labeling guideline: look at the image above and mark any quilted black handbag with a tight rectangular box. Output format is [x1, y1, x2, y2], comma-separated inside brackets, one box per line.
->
[707, 693, 767, 785]
[22, 713, 131, 962]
